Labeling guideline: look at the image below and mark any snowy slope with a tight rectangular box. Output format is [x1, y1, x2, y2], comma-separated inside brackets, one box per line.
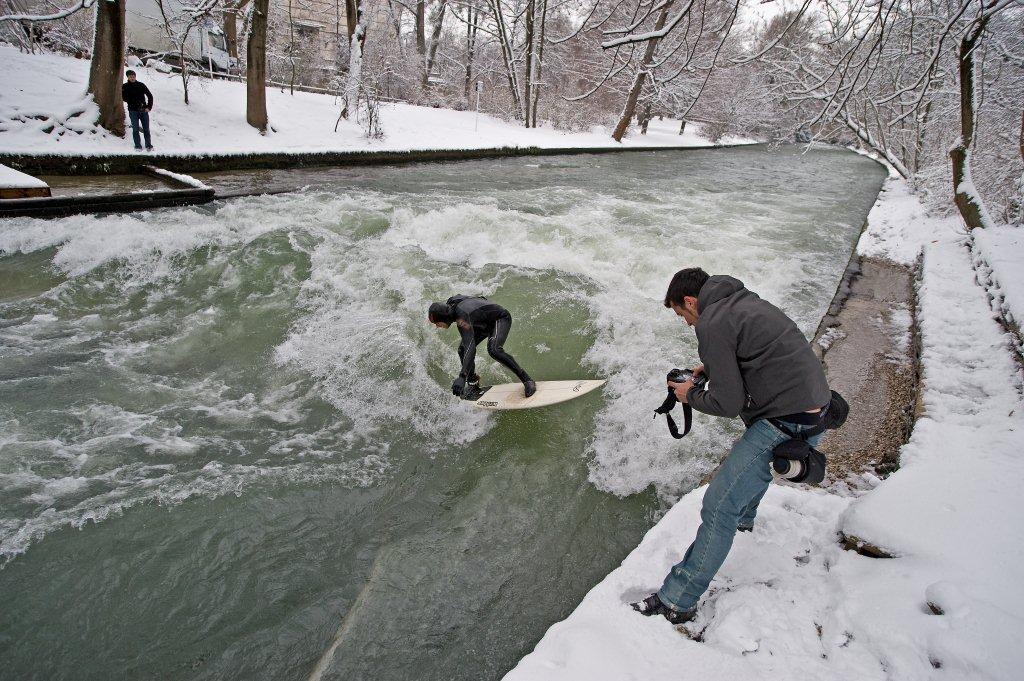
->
[505, 183, 1024, 681]
[0, 46, 738, 156]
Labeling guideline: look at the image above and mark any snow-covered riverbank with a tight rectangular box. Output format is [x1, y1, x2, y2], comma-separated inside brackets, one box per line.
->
[0, 46, 736, 157]
[505, 178, 1024, 681]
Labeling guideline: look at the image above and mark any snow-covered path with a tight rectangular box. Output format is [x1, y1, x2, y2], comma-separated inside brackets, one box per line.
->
[505, 180, 1024, 681]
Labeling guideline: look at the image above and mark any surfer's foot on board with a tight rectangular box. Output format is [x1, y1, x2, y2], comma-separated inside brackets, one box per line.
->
[523, 380, 536, 398]
[462, 381, 485, 401]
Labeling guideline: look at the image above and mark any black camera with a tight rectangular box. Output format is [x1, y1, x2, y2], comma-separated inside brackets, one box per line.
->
[655, 368, 707, 438]
[666, 367, 708, 389]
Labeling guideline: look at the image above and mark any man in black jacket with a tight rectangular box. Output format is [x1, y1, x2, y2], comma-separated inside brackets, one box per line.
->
[122, 70, 154, 151]
[428, 296, 536, 399]
[633, 267, 832, 625]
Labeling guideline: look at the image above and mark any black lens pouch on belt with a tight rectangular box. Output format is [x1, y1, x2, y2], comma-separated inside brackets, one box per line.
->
[769, 390, 849, 485]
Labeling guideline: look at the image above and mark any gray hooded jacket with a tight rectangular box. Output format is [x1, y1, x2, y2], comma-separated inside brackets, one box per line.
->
[687, 275, 830, 427]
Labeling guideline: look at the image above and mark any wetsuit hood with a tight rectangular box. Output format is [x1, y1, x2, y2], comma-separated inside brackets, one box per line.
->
[428, 302, 456, 324]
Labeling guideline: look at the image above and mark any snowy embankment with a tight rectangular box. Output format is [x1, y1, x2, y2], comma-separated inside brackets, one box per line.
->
[0, 46, 735, 157]
[506, 178, 1024, 680]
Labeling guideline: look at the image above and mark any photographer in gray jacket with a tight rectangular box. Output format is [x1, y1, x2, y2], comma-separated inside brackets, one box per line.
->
[633, 267, 834, 625]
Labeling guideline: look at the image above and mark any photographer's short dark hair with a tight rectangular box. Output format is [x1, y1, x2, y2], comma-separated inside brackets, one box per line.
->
[664, 267, 710, 308]
[126, 70, 136, 77]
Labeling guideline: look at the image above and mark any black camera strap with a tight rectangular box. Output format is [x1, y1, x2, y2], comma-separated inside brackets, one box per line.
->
[654, 388, 693, 438]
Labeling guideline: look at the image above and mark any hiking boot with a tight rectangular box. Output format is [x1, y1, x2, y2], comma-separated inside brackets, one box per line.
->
[631, 593, 696, 625]
[737, 525, 753, 533]
[523, 380, 536, 398]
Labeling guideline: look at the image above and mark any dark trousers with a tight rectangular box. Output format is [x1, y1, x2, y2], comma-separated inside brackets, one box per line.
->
[459, 315, 531, 384]
[128, 109, 152, 149]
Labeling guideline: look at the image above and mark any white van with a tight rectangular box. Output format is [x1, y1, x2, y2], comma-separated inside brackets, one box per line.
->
[126, 0, 235, 73]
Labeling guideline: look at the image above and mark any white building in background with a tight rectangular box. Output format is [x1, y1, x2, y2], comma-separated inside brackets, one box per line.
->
[261, 0, 397, 87]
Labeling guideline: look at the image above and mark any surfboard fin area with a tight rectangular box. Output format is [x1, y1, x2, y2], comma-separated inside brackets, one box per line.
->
[468, 380, 606, 410]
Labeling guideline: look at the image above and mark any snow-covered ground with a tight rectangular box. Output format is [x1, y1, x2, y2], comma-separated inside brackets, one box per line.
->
[0, 45, 736, 157]
[505, 179, 1024, 680]
[973, 226, 1024, 342]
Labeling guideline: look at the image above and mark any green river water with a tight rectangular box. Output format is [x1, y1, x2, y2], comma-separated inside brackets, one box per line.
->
[0, 146, 886, 680]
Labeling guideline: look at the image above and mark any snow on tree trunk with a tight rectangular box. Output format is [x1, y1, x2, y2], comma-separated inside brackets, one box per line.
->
[246, 0, 270, 132]
[950, 21, 995, 231]
[340, 0, 365, 121]
[87, 0, 126, 137]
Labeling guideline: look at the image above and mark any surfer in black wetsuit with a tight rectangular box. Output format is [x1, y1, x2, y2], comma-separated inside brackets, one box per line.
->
[428, 296, 536, 399]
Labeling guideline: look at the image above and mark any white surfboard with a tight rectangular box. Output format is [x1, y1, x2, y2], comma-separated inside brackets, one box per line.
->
[469, 379, 606, 411]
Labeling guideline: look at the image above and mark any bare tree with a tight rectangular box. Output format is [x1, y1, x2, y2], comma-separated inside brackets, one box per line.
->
[610, 0, 672, 141]
[558, 0, 741, 140]
[153, 0, 222, 105]
[422, 0, 447, 86]
[756, 0, 1019, 226]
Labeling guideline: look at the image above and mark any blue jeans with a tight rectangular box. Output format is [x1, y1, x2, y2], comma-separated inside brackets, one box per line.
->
[658, 418, 823, 612]
[128, 109, 152, 149]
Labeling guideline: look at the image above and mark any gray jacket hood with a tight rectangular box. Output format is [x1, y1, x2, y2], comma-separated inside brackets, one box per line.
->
[697, 275, 745, 312]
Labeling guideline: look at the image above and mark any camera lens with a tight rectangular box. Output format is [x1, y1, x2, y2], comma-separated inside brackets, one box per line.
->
[772, 457, 805, 481]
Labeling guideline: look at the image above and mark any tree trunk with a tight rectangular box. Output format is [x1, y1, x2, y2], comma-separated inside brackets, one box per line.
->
[225, 9, 238, 59]
[224, 0, 251, 60]
[949, 20, 993, 230]
[340, 0, 365, 121]
[387, 0, 404, 50]
[346, 0, 358, 39]
[421, 1, 446, 87]
[287, 0, 296, 94]
[530, 0, 547, 128]
[88, 0, 126, 137]
[639, 101, 652, 134]
[415, 0, 425, 55]
[1019, 99, 1023, 164]
[463, 6, 477, 101]
[488, 0, 521, 117]
[179, 46, 191, 105]
[522, 0, 534, 127]
[611, 0, 672, 142]
[246, 0, 269, 132]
